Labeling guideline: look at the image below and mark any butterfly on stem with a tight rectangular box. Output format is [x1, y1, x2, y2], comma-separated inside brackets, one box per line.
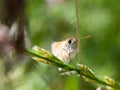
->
[51, 36, 91, 71]
[51, 37, 78, 71]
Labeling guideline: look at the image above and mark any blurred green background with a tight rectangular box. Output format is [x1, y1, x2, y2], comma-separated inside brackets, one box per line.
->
[0, 0, 120, 90]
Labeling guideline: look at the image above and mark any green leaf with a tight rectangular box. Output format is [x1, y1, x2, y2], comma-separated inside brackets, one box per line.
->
[32, 45, 64, 64]
[26, 46, 120, 90]
[77, 64, 96, 79]
[104, 76, 120, 90]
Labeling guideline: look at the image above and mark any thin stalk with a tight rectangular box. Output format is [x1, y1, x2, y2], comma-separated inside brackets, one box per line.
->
[75, 0, 83, 89]
[75, 0, 81, 64]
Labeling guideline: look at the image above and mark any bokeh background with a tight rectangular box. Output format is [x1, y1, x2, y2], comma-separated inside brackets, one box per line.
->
[0, 0, 120, 90]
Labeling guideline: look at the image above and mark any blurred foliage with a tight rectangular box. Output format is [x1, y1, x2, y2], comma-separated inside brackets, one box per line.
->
[0, 0, 120, 90]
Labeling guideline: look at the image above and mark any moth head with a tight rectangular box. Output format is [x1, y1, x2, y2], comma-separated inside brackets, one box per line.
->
[65, 37, 77, 51]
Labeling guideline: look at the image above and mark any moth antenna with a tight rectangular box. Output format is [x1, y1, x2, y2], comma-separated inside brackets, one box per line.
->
[80, 36, 92, 40]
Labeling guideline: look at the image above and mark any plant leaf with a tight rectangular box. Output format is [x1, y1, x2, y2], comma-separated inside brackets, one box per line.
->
[77, 64, 96, 79]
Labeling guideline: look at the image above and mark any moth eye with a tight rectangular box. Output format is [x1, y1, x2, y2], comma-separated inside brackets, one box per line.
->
[68, 39, 72, 44]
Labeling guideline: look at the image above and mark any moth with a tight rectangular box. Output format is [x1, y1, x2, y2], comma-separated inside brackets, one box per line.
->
[51, 37, 77, 70]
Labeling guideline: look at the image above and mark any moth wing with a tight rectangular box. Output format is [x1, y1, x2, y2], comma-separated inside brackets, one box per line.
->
[51, 42, 62, 57]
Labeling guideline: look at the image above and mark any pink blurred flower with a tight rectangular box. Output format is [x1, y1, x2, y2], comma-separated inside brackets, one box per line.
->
[46, 0, 64, 5]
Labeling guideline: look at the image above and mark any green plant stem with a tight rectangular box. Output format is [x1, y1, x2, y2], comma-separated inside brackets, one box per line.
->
[25, 49, 120, 90]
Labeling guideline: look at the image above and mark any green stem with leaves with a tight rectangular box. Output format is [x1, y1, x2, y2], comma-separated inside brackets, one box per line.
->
[26, 46, 120, 90]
